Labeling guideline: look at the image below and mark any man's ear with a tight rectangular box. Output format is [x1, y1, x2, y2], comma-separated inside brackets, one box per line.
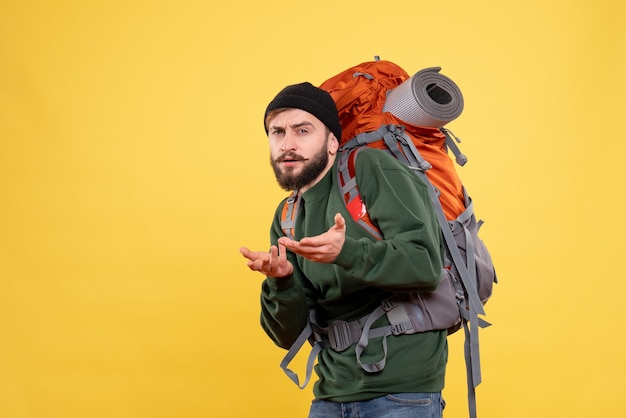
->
[328, 133, 339, 155]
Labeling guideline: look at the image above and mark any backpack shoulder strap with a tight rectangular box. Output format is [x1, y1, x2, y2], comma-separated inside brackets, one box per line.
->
[337, 148, 383, 240]
[280, 190, 301, 240]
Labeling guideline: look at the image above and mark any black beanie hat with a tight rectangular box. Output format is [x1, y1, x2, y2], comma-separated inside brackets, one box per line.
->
[264, 82, 342, 142]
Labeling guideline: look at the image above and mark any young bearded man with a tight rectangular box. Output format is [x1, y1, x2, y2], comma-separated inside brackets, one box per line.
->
[240, 82, 447, 418]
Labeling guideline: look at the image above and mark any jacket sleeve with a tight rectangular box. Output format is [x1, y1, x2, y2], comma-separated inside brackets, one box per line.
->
[259, 202, 314, 350]
[333, 148, 444, 292]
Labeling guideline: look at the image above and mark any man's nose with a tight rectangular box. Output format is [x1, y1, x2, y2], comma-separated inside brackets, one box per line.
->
[281, 133, 297, 152]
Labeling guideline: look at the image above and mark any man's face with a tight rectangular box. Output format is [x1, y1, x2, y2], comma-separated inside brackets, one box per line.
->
[267, 108, 338, 192]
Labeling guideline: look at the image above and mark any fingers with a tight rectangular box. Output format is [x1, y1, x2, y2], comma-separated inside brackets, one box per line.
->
[242, 213, 347, 274]
[268, 245, 279, 267]
[277, 235, 295, 248]
[241, 244, 293, 278]
[240, 247, 267, 266]
[239, 246, 251, 259]
[277, 242, 288, 261]
[240, 246, 268, 271]
[268, 243, 288, 270]
[254, 213, 346, 265]
[299, 213, 346, 247]
[334, 213, 346, 229]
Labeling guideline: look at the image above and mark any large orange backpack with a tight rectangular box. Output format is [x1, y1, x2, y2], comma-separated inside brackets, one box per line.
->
[279, 58, 497, 418]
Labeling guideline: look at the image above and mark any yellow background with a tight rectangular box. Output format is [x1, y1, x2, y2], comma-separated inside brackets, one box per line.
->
[1, 0, 624, 417]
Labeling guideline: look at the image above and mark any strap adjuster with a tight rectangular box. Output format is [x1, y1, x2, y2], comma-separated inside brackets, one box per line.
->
[391, 320, 413, 335]
[381, 297, 398, 311]
[327, 321, 353, 352]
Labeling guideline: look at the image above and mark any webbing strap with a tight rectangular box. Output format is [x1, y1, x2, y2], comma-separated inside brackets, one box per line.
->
[354, 295, 421, 373]
[403, 165, 484, 319]
[414, 168, 485, 416]
[449, 201, 485, 317]
[353, 71, 374, 80]
[342, 126, 391, 149]
[420, 173, 485, 332]
[355, 306, 391, 373]
[464, 317, 478, 418]
[441, 127, 468, 167]
[394, 129, 433, 172]
[279, 320, 322, 390]
[382, 129, 409, 163]
[342, 125, 433, 173]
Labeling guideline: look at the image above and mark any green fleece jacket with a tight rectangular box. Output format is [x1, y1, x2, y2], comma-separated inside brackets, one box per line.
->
[260, 147, 447, 402]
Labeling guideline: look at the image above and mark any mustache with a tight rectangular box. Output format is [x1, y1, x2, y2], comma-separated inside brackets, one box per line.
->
[276, 151, 306, 162]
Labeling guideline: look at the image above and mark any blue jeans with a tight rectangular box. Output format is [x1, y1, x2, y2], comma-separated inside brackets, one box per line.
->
[308, 392, 445, 418]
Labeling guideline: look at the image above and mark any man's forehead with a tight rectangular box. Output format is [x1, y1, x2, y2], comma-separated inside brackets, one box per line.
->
[269, 108, 321, 127]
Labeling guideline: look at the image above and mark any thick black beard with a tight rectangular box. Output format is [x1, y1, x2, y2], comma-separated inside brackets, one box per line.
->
[270, 142, 329, 191]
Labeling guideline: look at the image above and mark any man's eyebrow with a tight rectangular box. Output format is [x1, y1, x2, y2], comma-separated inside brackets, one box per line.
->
[268, 122, 288, 131]
[289, 121, 314, 129]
